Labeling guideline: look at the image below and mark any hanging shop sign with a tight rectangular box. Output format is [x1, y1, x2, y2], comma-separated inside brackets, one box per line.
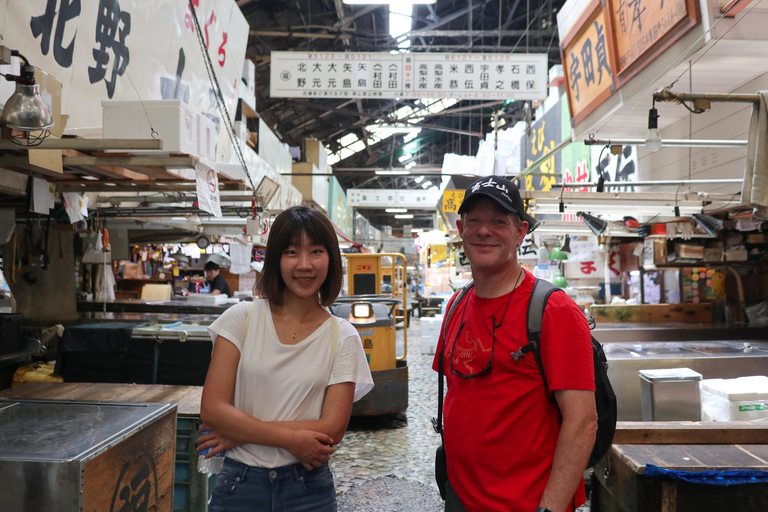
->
[561, 0, 618, 125]
[270, 52, 548, 100]
[521, 95, 563, 192]
[347, 188, 440, 208]
[606, 0, 700, 80]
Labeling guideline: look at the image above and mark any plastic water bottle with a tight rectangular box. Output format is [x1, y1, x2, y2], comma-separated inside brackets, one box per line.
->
[198, 430, 225, 474]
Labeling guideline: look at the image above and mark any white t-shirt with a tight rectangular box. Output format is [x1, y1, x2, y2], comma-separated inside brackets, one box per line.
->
[207, 299, 373, 468]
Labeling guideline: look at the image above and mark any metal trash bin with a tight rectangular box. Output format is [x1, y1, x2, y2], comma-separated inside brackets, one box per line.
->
[639, 368, 703, 421]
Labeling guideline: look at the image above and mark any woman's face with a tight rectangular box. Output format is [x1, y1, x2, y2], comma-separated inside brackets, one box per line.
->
[280, 231, 329, 301]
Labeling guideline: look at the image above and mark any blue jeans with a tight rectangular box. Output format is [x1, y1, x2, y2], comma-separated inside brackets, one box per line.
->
[209, 457, 337, 512]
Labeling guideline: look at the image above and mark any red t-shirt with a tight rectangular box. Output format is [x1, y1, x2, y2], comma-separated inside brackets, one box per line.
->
[432, 270, 595, 512]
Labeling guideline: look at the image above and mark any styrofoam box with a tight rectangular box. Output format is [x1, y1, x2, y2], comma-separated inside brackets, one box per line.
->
[421, 336, 438, 355]
[421, 316, 443, 337]
[102, 99, 197, 155]
[197, 113, 216, 160]
[700, 376, 768, 422]
[420, 316, 443, 355]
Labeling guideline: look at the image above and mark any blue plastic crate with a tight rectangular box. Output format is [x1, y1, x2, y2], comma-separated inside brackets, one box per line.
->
[173, 417, 213, 512]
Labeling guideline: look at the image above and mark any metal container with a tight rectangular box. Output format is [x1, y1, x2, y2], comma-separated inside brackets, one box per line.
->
[639, 367, 702, 421]
[0, 398, 176, 512]
[605, 340, 768, 420]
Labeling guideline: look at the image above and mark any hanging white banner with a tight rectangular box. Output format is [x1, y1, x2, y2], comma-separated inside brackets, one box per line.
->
[3, 1, 248, 161]
[270, 52, 548, 100]
[196, 159, 222, 217]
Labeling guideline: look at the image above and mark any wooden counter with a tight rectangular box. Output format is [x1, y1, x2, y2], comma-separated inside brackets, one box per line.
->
[0, 381, 202, 416]
[594, 422, 768, 512]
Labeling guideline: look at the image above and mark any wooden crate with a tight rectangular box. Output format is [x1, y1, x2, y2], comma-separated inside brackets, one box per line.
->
[0, 397, 176, 511]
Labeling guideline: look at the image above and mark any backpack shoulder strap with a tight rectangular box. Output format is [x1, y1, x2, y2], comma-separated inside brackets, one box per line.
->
[432, 280, 474, 436]
[521, 278, 563, 403]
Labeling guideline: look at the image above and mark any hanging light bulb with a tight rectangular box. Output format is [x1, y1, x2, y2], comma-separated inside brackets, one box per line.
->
[0, 50, 54, 137]
[645, 106, 662, 152]
[561, 234, 571, 253]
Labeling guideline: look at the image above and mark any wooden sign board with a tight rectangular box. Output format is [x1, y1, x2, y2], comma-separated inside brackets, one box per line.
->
[561, 0, 618, 125]
[606, 0, 700, 82]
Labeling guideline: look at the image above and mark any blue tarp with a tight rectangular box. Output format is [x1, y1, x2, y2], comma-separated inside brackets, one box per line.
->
[644, 464, 768, 486]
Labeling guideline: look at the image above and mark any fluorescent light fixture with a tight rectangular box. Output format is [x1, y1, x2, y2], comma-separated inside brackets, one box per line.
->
[414, 176, 425, 183]
[398, 154, 413, 163]
[584, 138, 748, 148]
[345, 0, 434, 4]
[405, 161, 417, 169]
[375, 170, 410, 175]
[421, 181, 432, 189]
[367, 124, 421, 135]
[394, 214, 414, 219]
[386, 208, 408, 213]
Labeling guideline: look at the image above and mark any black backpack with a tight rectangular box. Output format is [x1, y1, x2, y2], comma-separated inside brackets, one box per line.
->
[437, 278, 617, 469]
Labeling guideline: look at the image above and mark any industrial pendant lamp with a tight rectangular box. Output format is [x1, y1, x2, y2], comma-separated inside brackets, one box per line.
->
[548, 245, 568, 260]
[578, 212, 607, 236]
[0, 49, 54, 144]
[692, 213, 723, 237]
[561, 234, 572, 253]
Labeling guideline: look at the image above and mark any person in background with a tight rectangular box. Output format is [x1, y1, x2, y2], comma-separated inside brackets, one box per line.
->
[198, 205, 373, 512]
[204, 260, 231, 296]
[434, 176, 597, 512]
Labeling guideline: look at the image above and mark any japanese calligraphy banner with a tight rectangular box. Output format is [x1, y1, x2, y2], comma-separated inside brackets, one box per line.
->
[270, 52, 548, 100]
[2, 0, 248, 162]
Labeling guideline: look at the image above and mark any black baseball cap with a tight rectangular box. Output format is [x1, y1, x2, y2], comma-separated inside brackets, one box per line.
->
[458, 176, 539, 233]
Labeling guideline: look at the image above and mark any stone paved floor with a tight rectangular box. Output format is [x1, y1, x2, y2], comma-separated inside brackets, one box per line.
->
[332, 318, 441, 493]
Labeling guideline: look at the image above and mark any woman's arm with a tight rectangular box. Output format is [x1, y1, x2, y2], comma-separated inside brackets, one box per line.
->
[269, 381, 356, 443]
[200, 335, 335, 469]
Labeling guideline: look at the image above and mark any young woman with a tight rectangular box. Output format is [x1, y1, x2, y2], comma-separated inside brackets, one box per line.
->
[198, 205, 373, 512]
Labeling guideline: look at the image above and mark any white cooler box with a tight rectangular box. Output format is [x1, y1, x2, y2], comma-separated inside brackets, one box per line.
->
[700, 375, 768, 422]
[420, 316, 443, 354]
[102, 99, 197, 155]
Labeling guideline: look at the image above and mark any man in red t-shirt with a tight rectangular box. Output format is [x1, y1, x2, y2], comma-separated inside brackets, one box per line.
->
[433, 176, 597, 512]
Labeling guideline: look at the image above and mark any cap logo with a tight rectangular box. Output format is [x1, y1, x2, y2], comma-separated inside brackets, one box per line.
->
[472, 177, 508, 195]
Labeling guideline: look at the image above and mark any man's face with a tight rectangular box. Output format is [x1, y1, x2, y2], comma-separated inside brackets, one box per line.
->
[457, 197, 527, 275]
[205, 269, 218, 281]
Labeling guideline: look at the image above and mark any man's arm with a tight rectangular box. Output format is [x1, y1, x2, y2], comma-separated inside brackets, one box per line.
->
[538, 389, 598, 512]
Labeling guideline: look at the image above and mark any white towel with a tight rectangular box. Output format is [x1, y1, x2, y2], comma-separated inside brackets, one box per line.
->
[229, 242, 253, 275]
[742, 91, 768, 219]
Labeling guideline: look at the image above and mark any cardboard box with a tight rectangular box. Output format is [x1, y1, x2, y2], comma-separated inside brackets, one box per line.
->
[724, 248, 748, 261]
[103, 99, 197, 155]
[674, 243, 704, 259]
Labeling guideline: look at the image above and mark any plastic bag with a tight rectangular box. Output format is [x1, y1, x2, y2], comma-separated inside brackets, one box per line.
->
[746, 301, 768, 327]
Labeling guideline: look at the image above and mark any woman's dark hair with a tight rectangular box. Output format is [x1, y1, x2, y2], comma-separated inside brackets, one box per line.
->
[255, 205, 342, 307]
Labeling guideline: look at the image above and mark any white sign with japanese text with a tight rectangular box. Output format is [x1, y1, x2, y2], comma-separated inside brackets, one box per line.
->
[270, 52, 548, 100]
[347, 188, 440, 208]
[563, 251, 621, 279]
[195, 159, 222, 217]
